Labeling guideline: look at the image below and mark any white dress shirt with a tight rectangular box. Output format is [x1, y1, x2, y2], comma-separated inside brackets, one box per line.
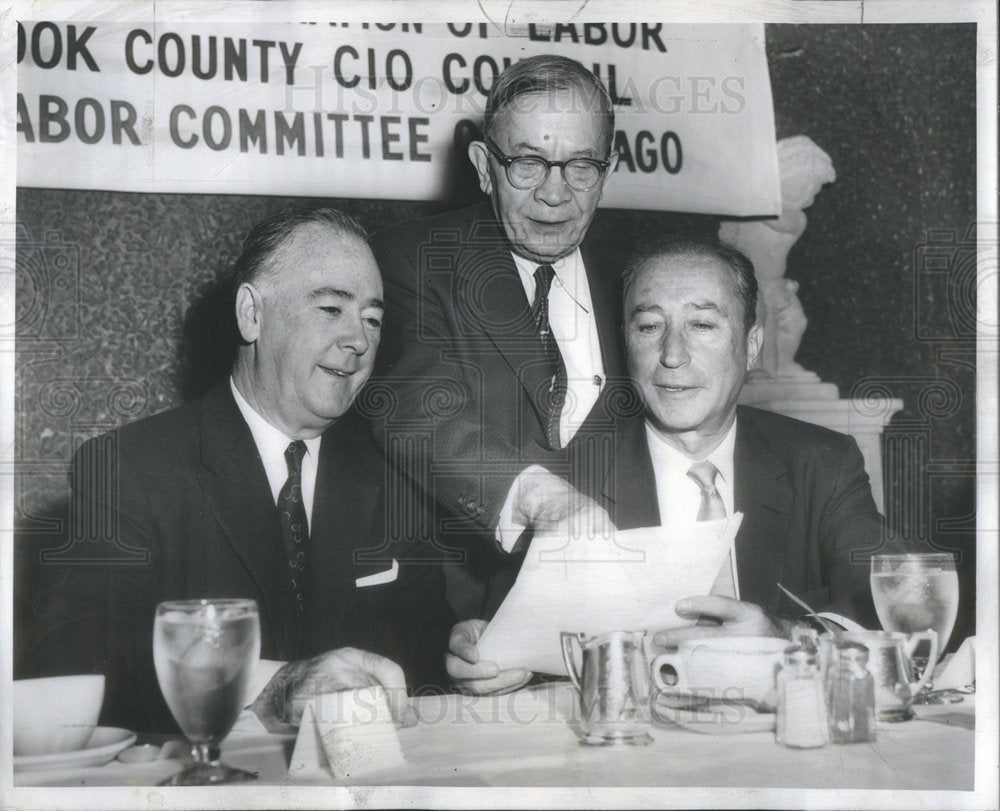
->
[496, 249, 605, 551]
[229, 379, 323, 724]
[645, 419, 739, 597]
[643, 416, 864, 631]
[510, 249, 605, 447]
[644, 419, 737, 526]
[230, 378, 322, 530]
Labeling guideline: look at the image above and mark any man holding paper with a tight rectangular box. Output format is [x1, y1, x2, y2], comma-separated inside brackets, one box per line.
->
[452, 236, 900, 687]
[371, 55, 626, 629]
[17, 208, 451, 732]
[611, 235, 898, 641]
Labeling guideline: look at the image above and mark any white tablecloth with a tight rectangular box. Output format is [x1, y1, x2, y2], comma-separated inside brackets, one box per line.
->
[16, 682, 975, 790]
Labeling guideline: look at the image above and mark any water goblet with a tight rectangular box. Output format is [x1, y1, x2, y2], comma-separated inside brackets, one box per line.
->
[870, 553, 958, 695]
[153, 598, 261, 785]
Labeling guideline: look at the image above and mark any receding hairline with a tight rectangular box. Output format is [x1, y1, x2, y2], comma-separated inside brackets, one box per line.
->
[233, 206, 370, 291]
[490, 89, 613, 149]
[627, 249, 734, 289]
[253, 221, 373, 287]
[483, 55, 615, 154]
[624, 249, 755, 331]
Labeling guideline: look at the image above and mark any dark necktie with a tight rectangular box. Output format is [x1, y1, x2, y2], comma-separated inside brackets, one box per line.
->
[532, 264, 568, 450]
[278, 440, 308, 622]
[687, 460, 737, 598]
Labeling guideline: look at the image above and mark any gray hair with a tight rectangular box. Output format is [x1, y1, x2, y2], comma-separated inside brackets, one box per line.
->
[233, 207, 368, 288]
[623, 236, 759, 335]
[483, 55, 615, 154]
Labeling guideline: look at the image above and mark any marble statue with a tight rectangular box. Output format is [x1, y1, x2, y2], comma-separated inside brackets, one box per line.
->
[719, 135, 836, 380]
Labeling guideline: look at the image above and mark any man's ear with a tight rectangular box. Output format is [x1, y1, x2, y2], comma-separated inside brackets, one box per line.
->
[468, 141, 492, 195]
[235, 283, 262, 344]
[598, 151, 619, 199]
[745, 322, 763, 370]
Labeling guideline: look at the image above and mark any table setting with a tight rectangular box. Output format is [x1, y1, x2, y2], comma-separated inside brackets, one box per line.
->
[12, 673, 975, 790]
[12, 553, 977, 792]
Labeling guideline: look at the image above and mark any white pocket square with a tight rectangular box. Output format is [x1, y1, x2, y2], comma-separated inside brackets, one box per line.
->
[354, 558, 399, 588]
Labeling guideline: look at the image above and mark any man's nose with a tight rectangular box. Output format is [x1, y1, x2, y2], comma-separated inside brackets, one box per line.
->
[533, 164, 573, 206]
[659, 328, 689, 368]
[338, 314, 371, 354]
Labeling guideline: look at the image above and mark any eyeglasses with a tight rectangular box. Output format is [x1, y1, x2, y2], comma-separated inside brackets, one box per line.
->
[482, 137, 612, 192]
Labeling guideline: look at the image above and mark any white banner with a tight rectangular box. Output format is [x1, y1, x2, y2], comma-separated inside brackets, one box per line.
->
[16, 20, 780, 215]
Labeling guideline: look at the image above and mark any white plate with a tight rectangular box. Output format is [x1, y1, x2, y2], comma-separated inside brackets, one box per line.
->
[652, 695, 776, 735]
[14, 727, 137, 772]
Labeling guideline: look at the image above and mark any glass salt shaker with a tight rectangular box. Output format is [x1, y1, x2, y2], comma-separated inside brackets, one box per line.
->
[776, 644, 829, 748]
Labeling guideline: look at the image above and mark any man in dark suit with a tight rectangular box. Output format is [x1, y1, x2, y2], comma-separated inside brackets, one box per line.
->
[611, 235, 903, 641]
[17, 208, 452, 733]
[372, 56, 625, 693]
[447, 236, 900, 691]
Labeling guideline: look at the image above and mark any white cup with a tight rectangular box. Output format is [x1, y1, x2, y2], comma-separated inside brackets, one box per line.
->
[652, 636, 787, 706]
[13, 674, 105, 756]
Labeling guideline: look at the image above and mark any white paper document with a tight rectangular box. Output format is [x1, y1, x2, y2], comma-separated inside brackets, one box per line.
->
[477, 515, 743, 676]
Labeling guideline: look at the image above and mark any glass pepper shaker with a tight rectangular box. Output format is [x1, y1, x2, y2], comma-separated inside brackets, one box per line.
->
[824, 639, 877, 743]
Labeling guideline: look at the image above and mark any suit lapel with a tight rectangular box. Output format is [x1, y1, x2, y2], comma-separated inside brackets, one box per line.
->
[733, 407, 794, 613]
[457, 205, 625, 436]
[602, 416, 661, 529]
[581, 230, 625, 382]
[598, 409, 794, 610]
[304, 415, 380, 650]
[195, 385, 295, 657]
[456, 204, 561, 423]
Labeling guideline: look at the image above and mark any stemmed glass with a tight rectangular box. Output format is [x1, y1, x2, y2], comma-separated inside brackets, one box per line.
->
[870, 553, 958, 692]
[153, 599, 261, 785]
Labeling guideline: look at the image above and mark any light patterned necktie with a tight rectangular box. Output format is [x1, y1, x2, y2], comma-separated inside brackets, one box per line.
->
[687, 460, 737, 598]
[278, 441, 308, 627]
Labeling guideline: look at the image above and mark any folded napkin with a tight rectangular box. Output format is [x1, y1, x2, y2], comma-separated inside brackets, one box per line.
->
[934, 636, 975, 691]
[288, 686, 405, 782]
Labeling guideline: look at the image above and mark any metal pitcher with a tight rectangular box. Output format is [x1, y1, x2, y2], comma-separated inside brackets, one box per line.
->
[823, 630, 938, 722]
[560, 630, 653, 746]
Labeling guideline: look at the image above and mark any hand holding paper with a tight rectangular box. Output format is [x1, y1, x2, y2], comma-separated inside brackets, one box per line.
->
[654, 594, 796, 647]
[446, 619, 533, 695]
[477, 515, 743, 676]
